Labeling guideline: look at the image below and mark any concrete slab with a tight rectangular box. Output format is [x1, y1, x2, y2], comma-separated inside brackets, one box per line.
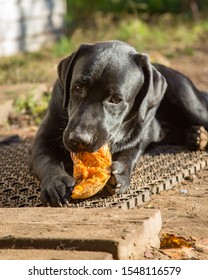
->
[0, 249, 113, 260]
[0, 208, 162, 259]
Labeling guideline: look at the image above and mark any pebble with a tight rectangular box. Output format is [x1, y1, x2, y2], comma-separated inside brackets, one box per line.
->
[179, 189, 188, 194]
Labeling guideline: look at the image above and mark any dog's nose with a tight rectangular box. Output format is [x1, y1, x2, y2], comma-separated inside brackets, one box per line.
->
[68, 132, 91, 150]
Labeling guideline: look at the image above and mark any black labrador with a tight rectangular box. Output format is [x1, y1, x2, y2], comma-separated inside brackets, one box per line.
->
[30, 40, 208, 206]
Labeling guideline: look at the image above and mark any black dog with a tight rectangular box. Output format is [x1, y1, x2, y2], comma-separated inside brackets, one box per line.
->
[30, 40, 208, 206]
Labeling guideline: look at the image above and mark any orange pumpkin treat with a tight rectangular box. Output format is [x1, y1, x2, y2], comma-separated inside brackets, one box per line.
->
[70, 144, 112, 199]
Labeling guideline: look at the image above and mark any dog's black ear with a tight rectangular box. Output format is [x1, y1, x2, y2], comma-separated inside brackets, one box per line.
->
[134, 53, 167, 123]
[57, 44, 92, 108]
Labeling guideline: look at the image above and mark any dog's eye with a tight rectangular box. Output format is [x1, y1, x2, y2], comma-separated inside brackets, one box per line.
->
[74, 84, 83, 94]
[108, 95, 123, 104]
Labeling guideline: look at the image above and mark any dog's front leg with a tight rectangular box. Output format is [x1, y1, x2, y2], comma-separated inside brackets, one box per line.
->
[30, 123, 75, 207]
[107, 144, 144, 194]
[30, 82, 75, 207]
[107, 119, 162, 194]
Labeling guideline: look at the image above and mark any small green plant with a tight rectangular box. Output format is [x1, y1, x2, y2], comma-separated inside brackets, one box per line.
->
[13, 91, 51, 125]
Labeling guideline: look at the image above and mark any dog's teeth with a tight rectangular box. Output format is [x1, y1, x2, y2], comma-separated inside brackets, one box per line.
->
[112, 170, 119, 175]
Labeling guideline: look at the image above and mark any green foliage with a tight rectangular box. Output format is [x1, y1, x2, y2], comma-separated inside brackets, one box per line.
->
[139, 0, 181, 13]
[14, 92, 51, 125]
[52, 35, 74, 57]
[66, 0, 128, 22]
[118, 18, 148, 40]
[67, 0, 208, 22]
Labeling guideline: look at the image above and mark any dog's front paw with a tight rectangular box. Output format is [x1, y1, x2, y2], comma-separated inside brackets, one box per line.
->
[186, 126, 208, 150]
[106, 161, 131, 194]
[40, 173, 75, 207]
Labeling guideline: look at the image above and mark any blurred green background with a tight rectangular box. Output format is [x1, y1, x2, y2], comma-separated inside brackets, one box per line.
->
[1, 0, 208, 85]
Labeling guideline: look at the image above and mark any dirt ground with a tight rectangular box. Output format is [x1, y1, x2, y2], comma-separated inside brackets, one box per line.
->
[141, 50, 208, 260]
[143, 169, 208, 259]
[0, 51, 208, 260]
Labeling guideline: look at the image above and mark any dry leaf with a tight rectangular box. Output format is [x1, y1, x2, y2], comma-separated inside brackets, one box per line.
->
[160, 233, 196, 249]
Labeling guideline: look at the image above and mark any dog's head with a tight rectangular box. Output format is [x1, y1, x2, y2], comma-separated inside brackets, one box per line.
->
[58, 41, 167, 153]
